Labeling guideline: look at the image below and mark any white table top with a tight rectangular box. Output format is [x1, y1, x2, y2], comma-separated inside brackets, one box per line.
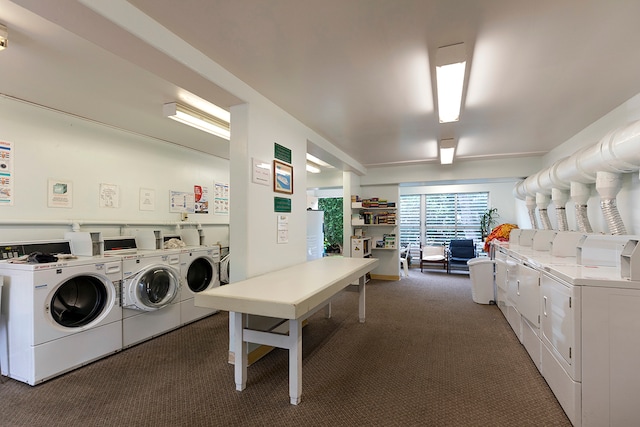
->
[195, 256, 378, 319]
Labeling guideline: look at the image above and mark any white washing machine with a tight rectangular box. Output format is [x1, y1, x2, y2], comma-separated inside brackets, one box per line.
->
[0, 240, 122, 385]
[105, 237, 182, 348]
[179, 245, 220, 325]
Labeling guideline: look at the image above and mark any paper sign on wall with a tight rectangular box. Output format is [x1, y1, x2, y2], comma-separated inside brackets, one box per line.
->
[0, 140, 13, 206]
[48, 178, 72, 208]
[99, 183, 119, 208]
[139, 188, 155, 211]
[214, 182, 229, 215]
[194, 185, 209, 214]
[252, 158, 271, 186]
[277, 214, 289, 244]
[170, 190, 195, 213]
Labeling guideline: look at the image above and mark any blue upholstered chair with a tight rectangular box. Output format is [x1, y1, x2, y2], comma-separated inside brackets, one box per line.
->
[447, 239, 476, 274]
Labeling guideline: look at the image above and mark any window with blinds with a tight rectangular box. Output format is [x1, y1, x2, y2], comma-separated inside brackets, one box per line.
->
[399, 194, 421, 260]
[400, 192, 488, 250]
[399, 195, 421, 247]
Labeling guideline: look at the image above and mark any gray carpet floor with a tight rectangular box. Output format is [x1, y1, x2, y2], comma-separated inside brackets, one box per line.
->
[0, 269, 571, 426]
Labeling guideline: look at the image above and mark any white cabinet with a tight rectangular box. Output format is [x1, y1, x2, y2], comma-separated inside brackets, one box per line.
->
[503, 258, 542, 367]
[505, 255, 522, 341]
[517, 263, 541, 327]
[540, 272, 582, 426]
[491, 238, 640, 426]
[517, 263, 541, 369]
[494, 249, 508, 317]
[351, 237, 371, 258]
[541, 273, 580, 379]
[582, 286, 640, 426]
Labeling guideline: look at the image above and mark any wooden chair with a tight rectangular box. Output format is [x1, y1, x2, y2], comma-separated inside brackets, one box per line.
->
[420, 243, 447, 272]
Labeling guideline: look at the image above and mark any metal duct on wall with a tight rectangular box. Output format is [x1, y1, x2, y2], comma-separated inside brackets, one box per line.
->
[571, 181, 593, 233]
[514, 119, 640, 233]
[596, 171, 626, 235]
[536, 192, 553, 230]
[525, 196, 539, 229]
[551, 188, 570, 231]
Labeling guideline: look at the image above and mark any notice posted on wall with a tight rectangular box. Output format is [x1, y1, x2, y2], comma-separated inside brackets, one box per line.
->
[170, 190, 195, 213]
[139, 188, 155, 211]
[0, 140, 13, 206]
[214, 182, 229, 215]
[194, 185, 209, 214]
[99, 183, 120, 208]
[277, 214, 289, 244]
[47, 178, 72, 208]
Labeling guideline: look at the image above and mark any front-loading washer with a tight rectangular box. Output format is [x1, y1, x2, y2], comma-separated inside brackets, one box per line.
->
[105, 237, 182, 348]
[0, 240, 122, 385]
[178, 245, 221, 325]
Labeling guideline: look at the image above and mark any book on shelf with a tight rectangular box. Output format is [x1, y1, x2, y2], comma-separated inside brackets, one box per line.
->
[383, 233, 396, 249]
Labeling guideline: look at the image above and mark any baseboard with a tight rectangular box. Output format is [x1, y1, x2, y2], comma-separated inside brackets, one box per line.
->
[371, 274, 399, 281]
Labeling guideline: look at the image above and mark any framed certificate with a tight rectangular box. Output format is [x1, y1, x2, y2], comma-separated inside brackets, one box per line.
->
[273, 160, 293, 194]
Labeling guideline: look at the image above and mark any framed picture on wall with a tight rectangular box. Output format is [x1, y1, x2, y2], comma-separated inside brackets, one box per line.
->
[273, 160, 293, 194]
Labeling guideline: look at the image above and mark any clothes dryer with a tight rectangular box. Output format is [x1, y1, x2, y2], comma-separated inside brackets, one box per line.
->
[105, 237, 182, 348]
[0, 240, 122, 385]
[178, 245, 220, 325]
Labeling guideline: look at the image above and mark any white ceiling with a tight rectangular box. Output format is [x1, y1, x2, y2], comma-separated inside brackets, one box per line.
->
[2, 0, 640, 170]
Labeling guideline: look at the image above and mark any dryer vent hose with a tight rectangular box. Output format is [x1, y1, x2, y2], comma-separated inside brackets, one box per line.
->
[601, 198, 627, 235]
[527, 208, 539, 230]
[556, 207, 569, 231]
[539, 208, 552, 230]
[575, 204, 593, 233]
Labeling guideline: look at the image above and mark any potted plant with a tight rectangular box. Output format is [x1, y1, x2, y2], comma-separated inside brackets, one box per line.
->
[480, 207, 499, 239]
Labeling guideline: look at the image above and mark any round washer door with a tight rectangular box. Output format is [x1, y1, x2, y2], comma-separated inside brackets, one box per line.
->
[49, 275, 109, 328]
[129, 265, 180, 311]
[186, 257, 217, 293]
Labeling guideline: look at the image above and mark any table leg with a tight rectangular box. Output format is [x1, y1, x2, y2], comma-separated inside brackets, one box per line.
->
[232, 311, 247, 391]
[358, 275, 366, 323]
[324, 301, 332, 318]
[289, 318, 302, 405]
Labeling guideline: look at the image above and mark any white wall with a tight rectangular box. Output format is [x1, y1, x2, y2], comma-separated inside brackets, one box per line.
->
[229, 102, 309, 280]
[0, 96, 229, 244]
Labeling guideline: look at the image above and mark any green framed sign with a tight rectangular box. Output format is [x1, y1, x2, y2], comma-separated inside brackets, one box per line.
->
[274, 197, 291, 213]
[274, 143, 292, 164]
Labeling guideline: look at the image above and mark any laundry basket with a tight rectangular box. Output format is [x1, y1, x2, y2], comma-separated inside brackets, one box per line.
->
[467, 258, 495, 304]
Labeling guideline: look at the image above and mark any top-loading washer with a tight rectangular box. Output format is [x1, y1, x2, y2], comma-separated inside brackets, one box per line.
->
[104, 237, 181, 348]
[178, 244, 221, 325]
[0, 239, 122, 385]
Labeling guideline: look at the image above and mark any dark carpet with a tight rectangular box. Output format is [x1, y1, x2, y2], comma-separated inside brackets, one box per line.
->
[0, 269, 571, 426]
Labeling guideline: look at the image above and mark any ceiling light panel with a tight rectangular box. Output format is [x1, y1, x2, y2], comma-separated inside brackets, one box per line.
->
[436, 43, 466, 123]
[163, 102, 230, 140]
[439, 139, 457, 165]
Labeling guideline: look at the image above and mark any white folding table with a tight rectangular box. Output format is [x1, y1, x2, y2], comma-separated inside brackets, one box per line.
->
[194, 256, 378, 404]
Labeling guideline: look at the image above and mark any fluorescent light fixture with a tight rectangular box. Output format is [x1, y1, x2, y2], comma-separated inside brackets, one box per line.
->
[0, 24, 7, 50]
[439, 139, 457, 165]
[436, 43, 466, 123]
[306, 162, 321, 173]
[163, 102, 230, 140]
[306, 153, 334, 168]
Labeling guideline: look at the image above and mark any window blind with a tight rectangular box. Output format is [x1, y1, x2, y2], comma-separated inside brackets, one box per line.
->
[401, 192, 489, 252]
